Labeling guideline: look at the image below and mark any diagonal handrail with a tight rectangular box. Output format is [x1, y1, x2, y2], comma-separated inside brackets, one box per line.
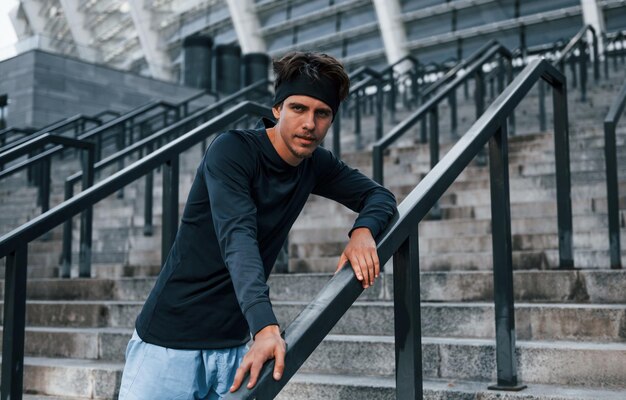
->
[227, 58, 572, 400]
[0, 101, 273, 400]
[0, 114, 102, 154]
[604, 78, 626, 269]
[372, 42, 513, 185]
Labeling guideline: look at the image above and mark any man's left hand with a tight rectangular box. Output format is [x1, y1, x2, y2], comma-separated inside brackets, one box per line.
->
[335, 227, 379, 288]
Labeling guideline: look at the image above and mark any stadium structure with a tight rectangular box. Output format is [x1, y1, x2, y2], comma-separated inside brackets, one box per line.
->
[0, 0, 626, 399]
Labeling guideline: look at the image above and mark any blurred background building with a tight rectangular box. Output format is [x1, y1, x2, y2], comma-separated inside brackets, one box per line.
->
[5, 0, 626, 82]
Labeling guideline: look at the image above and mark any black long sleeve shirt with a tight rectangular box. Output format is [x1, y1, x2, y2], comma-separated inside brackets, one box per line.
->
[135, 120, 397, 349]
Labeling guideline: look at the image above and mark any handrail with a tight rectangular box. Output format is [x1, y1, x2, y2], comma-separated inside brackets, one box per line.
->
[372, 42, 513, 185]
[334, 65, 398, 157]
[556, 24, 599, 101]
[0, 101, 273, 398]
[63, 80, 271, 187]
[421, 39, 498, 99]
[0, 114, 102, 154]
[603, 30, 626, 79]
[604, 78, 626, 270]
[226, 58, 572, 399]
[0, 101, 168, 165]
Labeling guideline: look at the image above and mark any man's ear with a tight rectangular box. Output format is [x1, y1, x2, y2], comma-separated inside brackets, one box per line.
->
[272, 103, 282, 120]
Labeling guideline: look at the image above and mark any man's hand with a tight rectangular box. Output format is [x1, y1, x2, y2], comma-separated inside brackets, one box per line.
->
[336, 227, 379, 288]
[230, 324, 286, 393]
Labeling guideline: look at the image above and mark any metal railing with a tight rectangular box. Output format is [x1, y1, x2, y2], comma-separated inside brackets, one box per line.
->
[372, 41, 513, 186]
[0, 92, 211, 221]
[603, 29, 626, 79]
[225, 58, 573, 399]
[604, 78, 626, 270]
[0, 101, 273, 400]
[59, 80, 272, 277]
[0, 114, 103, 154]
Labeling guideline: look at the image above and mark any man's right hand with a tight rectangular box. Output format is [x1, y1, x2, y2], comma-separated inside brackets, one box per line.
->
[229, 324, 286, 393]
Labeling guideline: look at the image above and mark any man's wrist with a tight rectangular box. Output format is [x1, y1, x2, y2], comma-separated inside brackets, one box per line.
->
[254, 324, 281, 339]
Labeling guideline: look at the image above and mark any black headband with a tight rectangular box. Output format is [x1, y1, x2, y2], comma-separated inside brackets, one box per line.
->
[273, 74, 340, 120]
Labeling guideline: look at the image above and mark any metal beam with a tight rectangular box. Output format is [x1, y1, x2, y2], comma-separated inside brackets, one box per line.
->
[58, 0, 98, 62]
[127, 0, 173, 81]
[225, 0, 265, 53]
[373, 0, 410, 73]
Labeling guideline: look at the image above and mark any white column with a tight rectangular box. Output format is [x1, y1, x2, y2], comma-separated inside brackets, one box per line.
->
[58, 0, 97, 62]
[225, 0, 265, 53]
[9, 4, 30, 39]
[373, 0, 410, 72]
[20, 0, 47, 36]
[128, 0, 172, 81]
[580, 0, 605, 57]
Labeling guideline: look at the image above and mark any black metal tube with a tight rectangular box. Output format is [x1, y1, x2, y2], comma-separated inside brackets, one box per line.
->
[41, 157, 51, 215]
[580, 40, 588, 102]
[373, 145, 383, 185]
[389, 76, 397, 123]
[475, 69, 485, 117]
[161, 155, 179, 266]
[449, 90, 458, 137]
[487, 123, 525, 391]
[354, 93, 361, 147]
[393, 229, 423, 399]
[552, 76, 574, 269]
[376, 83, 384, 141]
[332, 111, 341, 158]
[144, 143, 154, 236]
[78, 147, 95, 277]
[1, 243, 27, 400]
[61, 180, 74, 278]
[605, 120, 622, 269]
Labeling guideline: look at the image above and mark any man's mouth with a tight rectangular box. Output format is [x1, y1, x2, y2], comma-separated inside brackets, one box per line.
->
[295, 135, 317, 145]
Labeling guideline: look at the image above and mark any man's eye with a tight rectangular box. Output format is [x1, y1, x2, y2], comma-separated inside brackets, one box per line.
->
[317, 110, 331, 118]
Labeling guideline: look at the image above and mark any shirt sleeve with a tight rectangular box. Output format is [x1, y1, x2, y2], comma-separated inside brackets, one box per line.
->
[203, 132, 278, 337]
[311, 148, 397, 239]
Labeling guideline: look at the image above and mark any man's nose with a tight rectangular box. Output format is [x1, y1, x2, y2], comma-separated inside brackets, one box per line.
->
[302, 112, 315, 130]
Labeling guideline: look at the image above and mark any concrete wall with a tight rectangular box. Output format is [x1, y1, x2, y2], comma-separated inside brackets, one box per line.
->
[0, 50, 200, 128]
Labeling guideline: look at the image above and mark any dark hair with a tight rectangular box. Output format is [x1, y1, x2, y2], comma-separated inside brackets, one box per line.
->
[273, 52, 350, 102]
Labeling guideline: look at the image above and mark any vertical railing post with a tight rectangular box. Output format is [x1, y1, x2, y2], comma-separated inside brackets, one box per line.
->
[389, 74, 397, 123]
[78, 146, 95, 277]
[144, 144, 155, 236]
[375, 81, 384, 141]
[1, 243, 28, 400]
[604, 119, 622, 269]
[579, 40, 588, 102]
[333, 111, 341, 159]
[591, 29, 599, 82]
[61, 180, 74, 278]
[354, 92, 362, 149]
[551, 77, 575, 269]
[393, 228, 423, 400]
[372, 144, 383, 185]
[475, 68, 487, 165]
[487, 122, 526, 391]
[505, 57, 516, 135]
[41, 156, 51, 214]
[162, 155, 180, 266]
[429, 107, 441, 219]
[449, 89, 458, 137]
[420, 96, 428, 143]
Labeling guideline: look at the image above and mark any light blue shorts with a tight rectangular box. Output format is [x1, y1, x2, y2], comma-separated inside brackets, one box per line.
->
[118, 330, 247, 400]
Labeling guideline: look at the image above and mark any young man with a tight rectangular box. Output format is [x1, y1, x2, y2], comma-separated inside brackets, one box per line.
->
[118, 52, 397, 399]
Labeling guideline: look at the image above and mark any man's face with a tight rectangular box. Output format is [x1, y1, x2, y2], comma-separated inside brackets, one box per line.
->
[270, 95, 333, 166]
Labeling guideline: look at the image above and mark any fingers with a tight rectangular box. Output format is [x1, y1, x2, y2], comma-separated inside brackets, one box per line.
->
[335, 253, 348, 275]
[230, 357, 251, 392]
[350, 249, 379, 288]
[247, 360, 263, 389]
[273, 343, 286, 381]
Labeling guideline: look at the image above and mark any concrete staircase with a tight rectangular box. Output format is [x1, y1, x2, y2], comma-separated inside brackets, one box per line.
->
[0, 62, 625, 398]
